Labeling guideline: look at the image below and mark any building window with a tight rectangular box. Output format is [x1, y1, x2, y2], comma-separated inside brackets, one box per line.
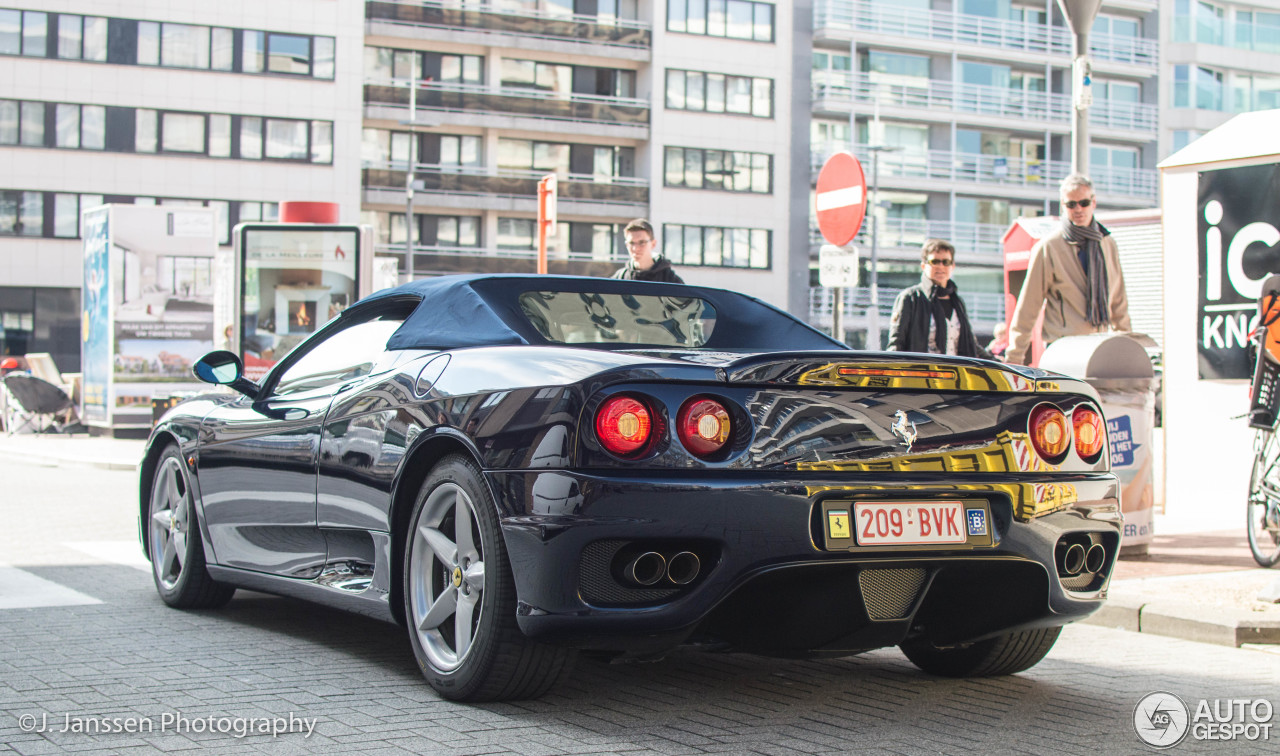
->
[267, 33, 310, 75]
[161, 112, 206, 153]
[439, 135, 481, 167]
[502, 59, 572, 94]
[666, 69, 772, 117]
[1232, 73, 1280, 112]
[668, 0, 774, 42]
[0, 190, 43, 236]
[498, 218, 537, 249]
[664, 146, 771, 193]
[429, 215, 480, 247]
[1172, 65, 1224, 110]
[265, 118, 307, 159]
[0, 10, 335, 80]
[663, 224, 769, 268]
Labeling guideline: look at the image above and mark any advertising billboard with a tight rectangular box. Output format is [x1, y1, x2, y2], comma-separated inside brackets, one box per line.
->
[1197, 162, 1280, 379]
[80, 205, 218, 430]
[234, 224, 368, 381]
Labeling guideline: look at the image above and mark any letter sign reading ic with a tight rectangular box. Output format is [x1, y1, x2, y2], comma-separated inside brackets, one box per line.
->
[815, 152, 868, 246]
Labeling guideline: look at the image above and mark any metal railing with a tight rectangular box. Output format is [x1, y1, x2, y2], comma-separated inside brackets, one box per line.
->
[814, 73, 1071, 123]
[816, 0, 1070, 55]
[366, 0, 652, 48]
[811, 143, 1068, 190]
[813, 0, 1157, 67]
[364, 78, 650, 126]
[1090, 99, 1158, 133]
[808, 286, 1007, 328]
[362, 160, 649, 205]
[807, 219, 1008, 261]
[814, 75, 1158, 135]
[374, 242, 628, 265]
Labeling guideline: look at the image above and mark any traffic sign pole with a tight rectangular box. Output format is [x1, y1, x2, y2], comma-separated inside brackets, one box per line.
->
[815, 153, 869, 346]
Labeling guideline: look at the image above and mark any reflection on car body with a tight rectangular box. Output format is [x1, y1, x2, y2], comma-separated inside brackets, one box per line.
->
[140, 274, 1120, 702]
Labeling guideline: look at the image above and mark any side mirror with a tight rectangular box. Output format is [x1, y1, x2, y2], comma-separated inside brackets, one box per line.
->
[193, 351, 259, 399]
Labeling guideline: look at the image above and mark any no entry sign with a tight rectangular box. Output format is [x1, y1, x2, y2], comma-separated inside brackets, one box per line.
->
[815, 152, 867, 246]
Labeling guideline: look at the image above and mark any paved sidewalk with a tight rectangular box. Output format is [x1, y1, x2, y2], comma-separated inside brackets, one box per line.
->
[0, 432, 144, 471]
[2, 432, 1278, 649]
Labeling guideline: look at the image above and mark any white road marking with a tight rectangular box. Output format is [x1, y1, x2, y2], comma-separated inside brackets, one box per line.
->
[0, 564, 102, 609]
[64, 540, 150, 572]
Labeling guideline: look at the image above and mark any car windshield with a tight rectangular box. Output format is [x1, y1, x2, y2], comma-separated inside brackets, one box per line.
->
[517, 291, 716, 347]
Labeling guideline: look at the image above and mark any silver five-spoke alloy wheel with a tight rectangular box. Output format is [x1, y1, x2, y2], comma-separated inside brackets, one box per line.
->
[149, 456, 191, 590]
[409, 482, 487, 672]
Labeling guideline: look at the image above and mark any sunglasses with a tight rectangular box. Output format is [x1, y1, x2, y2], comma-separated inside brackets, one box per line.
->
[1063, 198, 1094, 209]
[926, 258, 954, 267]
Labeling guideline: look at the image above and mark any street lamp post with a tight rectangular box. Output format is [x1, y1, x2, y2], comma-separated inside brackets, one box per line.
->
[1056, 0, 1103, 175]
[399, 69, 441, 283]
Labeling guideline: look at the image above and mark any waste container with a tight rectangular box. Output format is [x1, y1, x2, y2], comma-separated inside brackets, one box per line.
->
[1039, 333, 1157, 555]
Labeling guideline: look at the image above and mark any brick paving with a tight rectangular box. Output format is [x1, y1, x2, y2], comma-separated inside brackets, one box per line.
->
[2, 461, 1280, 754]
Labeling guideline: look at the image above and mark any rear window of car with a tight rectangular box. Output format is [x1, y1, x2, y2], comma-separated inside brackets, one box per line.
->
[517, 290, 717, 347]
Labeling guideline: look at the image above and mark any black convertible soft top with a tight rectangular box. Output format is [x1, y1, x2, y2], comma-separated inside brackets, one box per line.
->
[355, 274, 847, 352]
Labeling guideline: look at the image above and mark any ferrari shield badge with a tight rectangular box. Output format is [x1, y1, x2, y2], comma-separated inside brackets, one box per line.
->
[891, 410, 918, 452]
[827, 509, 851, 539]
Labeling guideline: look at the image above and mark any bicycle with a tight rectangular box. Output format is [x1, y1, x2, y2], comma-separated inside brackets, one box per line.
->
[1246, 283, 1280, 568]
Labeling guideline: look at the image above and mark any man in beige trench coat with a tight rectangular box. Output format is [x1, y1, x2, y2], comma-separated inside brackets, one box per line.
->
[1006, 173, 1131, 365]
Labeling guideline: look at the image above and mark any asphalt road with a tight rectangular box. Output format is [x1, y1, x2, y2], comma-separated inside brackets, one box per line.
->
[1, 458, 1278, 755]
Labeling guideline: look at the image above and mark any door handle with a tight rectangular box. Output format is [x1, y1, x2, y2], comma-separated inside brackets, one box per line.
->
[336, 382, 359, 394]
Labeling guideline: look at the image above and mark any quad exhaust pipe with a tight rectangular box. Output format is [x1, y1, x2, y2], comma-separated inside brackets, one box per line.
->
[1085, 543, 1106, 574]
[1062, 543, 1087, 576]
[619, 549, 703, 587]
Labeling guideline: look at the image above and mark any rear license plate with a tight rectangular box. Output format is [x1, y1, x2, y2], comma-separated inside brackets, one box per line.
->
[853, 501, 968, 546]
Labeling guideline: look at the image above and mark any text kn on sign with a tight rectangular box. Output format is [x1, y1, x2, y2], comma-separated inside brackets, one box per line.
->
[816, 152, 868, 246]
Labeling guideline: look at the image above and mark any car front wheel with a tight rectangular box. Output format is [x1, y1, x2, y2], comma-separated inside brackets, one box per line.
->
[404, 454, 574, 701]
[900, 626, 1062, 677]
[147, 446, 234, 608]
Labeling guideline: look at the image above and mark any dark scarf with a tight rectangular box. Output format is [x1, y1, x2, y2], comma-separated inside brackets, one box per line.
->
[927, 278, 958, 353]
[1061, 218, 1111, 327]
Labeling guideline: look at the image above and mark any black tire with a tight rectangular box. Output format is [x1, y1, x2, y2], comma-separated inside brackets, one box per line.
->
[147, 446, 235, 608]
[403, 454, 575, 701]
[1247, 429, 1280, 568]
[900, 626, 1062, 677]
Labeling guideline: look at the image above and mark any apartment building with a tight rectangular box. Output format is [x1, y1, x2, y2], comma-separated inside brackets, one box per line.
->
[0, 1, 364, 370]
[1161, 0, 1280, 155]
[359, 0, 809, 312]
[809, 0, 1161, 347]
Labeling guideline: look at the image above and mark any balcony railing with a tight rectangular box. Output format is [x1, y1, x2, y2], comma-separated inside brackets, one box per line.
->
[1091, 165, 1159, 203]
[811, 143, 1069, 190]
[1090, 31, 1159, 67]
[815, 75, 1157, 134]
[808, 219, 1009, 260]
[365, 78, 649, 126]
[814, 73, 1071, 123]
[366, 0, 651, 49]
[809, 286, 1007, 328]
[375, 243, 628, 268]
[1090, 99, 1158, 133]
[363, 160, 649, 205]
[814, 0, 1157, 67]
[816, 0, 1070, 55]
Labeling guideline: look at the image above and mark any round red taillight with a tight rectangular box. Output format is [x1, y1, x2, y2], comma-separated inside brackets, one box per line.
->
[677, 397, 732, 458]
[1029, 404, 1070, 461]
[595, 395, 653, 457]
[1073, 405, 1105, 461]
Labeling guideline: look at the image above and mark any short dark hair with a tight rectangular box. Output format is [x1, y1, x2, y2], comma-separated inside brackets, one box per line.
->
[624, 218, 654, 239]
[921, 238, 955, 263]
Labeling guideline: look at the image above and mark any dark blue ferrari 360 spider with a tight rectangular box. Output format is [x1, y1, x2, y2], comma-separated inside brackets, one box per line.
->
[141, 274, 1120, 701]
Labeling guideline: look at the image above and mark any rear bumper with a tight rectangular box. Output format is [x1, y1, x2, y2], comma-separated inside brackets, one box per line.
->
[488, 470, 1121, 653]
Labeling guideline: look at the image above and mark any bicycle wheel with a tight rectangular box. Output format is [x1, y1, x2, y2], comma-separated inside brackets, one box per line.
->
[1247, 428, 1280, 567]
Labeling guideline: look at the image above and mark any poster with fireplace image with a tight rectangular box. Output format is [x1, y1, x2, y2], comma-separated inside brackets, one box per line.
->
[240, 228, 359, 380]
